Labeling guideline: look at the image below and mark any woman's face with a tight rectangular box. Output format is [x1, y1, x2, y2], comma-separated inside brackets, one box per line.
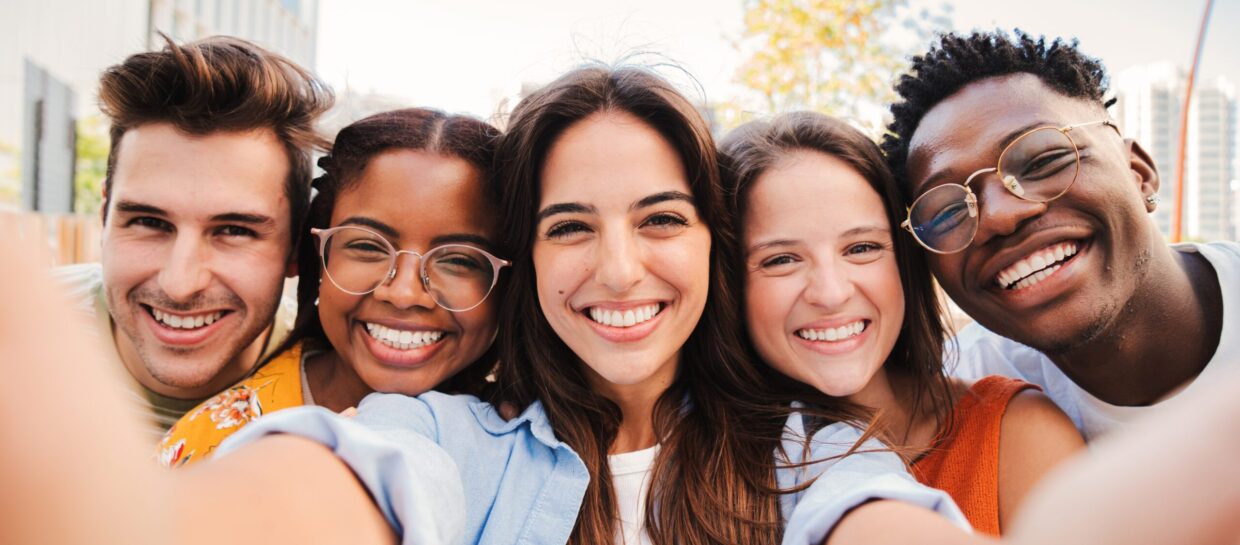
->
[742, 150, 904, 404]
[534, 111, 712, 400]
[318, 149, 501, 395]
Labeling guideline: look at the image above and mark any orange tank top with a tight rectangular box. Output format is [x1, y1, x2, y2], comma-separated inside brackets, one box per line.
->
[910, 375, 1036, 536]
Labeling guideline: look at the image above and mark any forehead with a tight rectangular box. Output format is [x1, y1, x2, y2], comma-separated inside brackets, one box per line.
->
[333, 149, 495, 237]
[110, 123, 290, 217]
[905, 73, 1104, 191]
[539, 110, 691, 207]
[745, 151, 886, 241]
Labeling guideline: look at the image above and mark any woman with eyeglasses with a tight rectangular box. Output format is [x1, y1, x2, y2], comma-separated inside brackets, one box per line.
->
[158, 108, 510, 467]
[719, 112, 1085, 536]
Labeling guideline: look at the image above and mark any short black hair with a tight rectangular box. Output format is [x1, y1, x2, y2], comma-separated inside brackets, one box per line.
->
[881, 29, 1111, 199]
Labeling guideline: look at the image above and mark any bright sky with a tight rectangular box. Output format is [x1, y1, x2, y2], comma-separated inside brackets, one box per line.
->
[316, 0, 1240, 119]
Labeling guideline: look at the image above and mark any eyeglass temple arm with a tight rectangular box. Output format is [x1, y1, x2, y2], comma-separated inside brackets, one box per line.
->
[1065, 119, 1122, 136]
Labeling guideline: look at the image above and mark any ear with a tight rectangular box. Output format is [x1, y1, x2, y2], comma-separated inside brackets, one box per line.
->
[1126, 139, 1160, 212]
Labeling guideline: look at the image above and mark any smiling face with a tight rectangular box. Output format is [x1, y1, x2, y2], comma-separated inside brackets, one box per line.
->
[743, 150, 904, 401]
[534, 110, 711, 399]
[317, 149, 501, 396]
[906, 73, 1160, 353]
[101, 123, 293, 399]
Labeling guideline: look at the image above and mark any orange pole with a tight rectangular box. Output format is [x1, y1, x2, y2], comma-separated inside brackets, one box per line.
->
[1172, 0, 1215, 242]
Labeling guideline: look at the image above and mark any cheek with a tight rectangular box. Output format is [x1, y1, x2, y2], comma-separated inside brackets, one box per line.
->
[454, 302, 500, 359]
[745, 277, 795, 338]
[318, 285, 363, 339]
[658, 230, 712, 301]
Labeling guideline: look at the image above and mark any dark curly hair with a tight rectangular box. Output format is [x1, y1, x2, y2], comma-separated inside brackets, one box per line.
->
[881, 29, 1112, 200]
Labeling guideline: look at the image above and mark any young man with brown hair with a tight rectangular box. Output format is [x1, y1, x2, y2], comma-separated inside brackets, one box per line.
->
[58, 35, 333, 440]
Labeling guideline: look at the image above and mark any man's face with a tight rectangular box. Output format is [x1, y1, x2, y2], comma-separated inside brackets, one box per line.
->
[101, 123, 293, 398]
[905, 73, 1160, 354]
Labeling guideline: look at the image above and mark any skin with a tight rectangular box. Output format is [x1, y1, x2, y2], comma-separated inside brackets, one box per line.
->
[5, 172, 1240, 545]
[309, 150, 501, 411]
[905, 73, 1223, 406]
[534, 110, 712, 453]
[101, 123, 293, 399]
[743, 149, 1081, 532]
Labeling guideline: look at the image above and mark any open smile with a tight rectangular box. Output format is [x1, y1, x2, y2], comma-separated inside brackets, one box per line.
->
[581, 302, 667, 342]
[994, 240, 1084, 291]
[358, 321, 448, 367]
[142, 305, 234, 346]
[793, 319, 871, 356]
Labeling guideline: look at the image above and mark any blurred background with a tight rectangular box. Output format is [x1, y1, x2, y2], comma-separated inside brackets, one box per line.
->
[1, 0, 1236, 265]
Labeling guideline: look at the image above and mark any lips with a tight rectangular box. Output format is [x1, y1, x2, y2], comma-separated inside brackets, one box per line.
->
[357, 320, 449, 368]
[995, 241, 1080, 290]
[580, 301, 668, 342]
[792, 318, 872, 356]
[142, 305, 233, 346]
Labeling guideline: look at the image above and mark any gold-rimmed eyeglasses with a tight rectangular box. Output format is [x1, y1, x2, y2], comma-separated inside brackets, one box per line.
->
[901, 120, 1121, 254]
[312, 226, 511, 312]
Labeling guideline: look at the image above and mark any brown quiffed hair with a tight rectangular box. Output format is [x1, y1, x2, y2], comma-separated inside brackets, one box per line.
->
[493, 65, 797, 545]
[273, 107, 504, 394]
[719, 111, 955, 453]
[98, 34, 333, 241]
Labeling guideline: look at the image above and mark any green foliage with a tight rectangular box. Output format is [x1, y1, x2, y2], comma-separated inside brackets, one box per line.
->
[74, 115, 108, 214]
[723, 0, 951, 134]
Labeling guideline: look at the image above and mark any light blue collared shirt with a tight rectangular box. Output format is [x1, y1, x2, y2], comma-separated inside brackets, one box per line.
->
[219, 392, 967, 545]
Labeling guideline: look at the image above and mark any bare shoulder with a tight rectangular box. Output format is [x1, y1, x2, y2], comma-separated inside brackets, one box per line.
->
[1002, 388, 1080, 440]
[997, 388, 1084, 531]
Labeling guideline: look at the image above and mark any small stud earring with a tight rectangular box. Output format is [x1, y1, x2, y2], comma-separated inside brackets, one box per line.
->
[1146, 194, 1161, 206]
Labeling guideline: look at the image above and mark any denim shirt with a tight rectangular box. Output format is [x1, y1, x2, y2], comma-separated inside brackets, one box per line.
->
[219, 392, 966, 545]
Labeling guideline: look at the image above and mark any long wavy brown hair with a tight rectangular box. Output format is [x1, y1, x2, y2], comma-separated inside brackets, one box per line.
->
[718, 111, 956, 453]
[490, 66, 797, 545]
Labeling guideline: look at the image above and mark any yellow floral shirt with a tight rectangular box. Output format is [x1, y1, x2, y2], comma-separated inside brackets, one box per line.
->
[158, 342, 307, 468]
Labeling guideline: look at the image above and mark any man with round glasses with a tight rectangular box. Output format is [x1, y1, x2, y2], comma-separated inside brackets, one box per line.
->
[882, 30, 1240, 441]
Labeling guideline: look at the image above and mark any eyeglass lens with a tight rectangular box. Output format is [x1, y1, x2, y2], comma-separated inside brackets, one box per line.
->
[321, 227, 499, 311]
[909, 127, 1080, 253]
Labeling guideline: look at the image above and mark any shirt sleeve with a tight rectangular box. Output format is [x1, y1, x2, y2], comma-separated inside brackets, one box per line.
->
[781, 424, 970, 545]
[214, 405, 466, 545]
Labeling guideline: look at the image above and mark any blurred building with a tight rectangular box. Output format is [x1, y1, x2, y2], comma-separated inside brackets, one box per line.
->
[0, 0, 319, 212]
[1112, 63, 1238, 242]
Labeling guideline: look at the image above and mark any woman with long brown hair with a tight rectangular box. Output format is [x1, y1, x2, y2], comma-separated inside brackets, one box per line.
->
[721, 112, 1082, 537]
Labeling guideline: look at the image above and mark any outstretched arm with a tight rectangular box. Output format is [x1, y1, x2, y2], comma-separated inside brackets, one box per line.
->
[0, 236, 396, 545]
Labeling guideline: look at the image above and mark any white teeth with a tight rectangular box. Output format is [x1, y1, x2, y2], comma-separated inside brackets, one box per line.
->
[363, 322, 444, 350]
[797, 321, 866, 343]
[152, 308, 224, 330]
[997, 242, 1079, 290]
[587, 304, 661, 328]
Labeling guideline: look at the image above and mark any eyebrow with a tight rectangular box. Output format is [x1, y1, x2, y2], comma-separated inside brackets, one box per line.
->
[210, 212, 276, 227]
[113, 201, 167, 216]
[536, 190, 695, 223]
[339, 216, 400, 238]
[632, 191, 694, 211]
[430, 233, 496, 251]
[745, 225, 890, 255]
[914, 120, 1056, 195]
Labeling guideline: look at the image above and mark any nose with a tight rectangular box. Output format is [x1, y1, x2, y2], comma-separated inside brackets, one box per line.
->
[594, 228, 644, 293]
[157, 234, 212, 302]
[371, 252, 437, 310]
[802, 258, 855, 309]
[970, 173, 1049, 247]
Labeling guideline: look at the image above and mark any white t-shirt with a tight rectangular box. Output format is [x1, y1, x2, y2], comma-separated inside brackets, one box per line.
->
[951, 241, 1240, 441]
[610, 445, 658, 545]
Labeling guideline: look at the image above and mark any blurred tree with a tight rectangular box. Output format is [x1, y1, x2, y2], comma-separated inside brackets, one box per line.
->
[724, 0, 950, 133]
[74, 115, 108, 214]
